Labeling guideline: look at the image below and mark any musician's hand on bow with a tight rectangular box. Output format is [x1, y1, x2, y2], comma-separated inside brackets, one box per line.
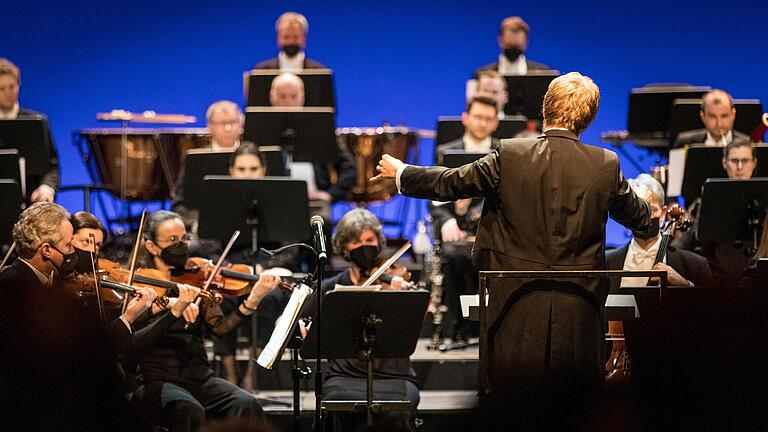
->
[182, 302, 200, 325]
[370, 154, 404, 182]
[246, 274, 281, 309]
[651, 262, 689, 286]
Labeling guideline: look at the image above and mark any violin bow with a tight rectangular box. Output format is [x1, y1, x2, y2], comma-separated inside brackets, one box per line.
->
[361, 241, 412, 288]
[88, 233, 105, 321]
[0, 241, 15, 268]
[122, 209, 148, 314]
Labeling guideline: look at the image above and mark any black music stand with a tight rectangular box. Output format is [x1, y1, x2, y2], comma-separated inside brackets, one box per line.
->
[0, 118, 52, 181]
[502, 71, 559, 119]
[244, 107, 337, 164]
[696, 178, 768, 255]
[625, 85, 711, 148]
[0, 149, 24, 198]
[300, 290, 430, 427]
[679, 145, 768, 205]
[438, 150, 489, 168]
[669, 98, 763, 146]
[0, 180, 24, 246]
[197, 176, 311, 255]
[244, 69, 336, 108]
[435, 115, 526, 145]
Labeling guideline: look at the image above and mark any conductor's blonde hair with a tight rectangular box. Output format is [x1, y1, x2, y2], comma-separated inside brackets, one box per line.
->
[542, 72, 600, 136]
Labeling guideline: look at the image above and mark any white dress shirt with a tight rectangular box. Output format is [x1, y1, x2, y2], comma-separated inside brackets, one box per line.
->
[704, 130, 733, 147]
[462, 133, 493, 153]
[498, 53, 528, 75]
[278, 51, 306, 72]
[0, 102, 20, 119]
[620, 236, 664, 287]
[211, 140, 240, 152]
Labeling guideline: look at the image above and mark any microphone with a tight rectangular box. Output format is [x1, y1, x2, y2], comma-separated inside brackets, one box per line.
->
[309, 215, 328, 262]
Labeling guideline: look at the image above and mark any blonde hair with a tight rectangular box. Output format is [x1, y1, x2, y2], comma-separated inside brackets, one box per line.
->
[0, 58, 20, 84]
[276, 12, 309, 34]
[542, 72, 600, 136]
[12, 202, 70, 259]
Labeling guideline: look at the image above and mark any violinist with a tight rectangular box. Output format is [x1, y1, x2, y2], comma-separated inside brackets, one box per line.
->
[0, 202, 152, 431]
[301, 208, 419, 431]
[131, 210, 281, 432]
[605, 174, 713, 292]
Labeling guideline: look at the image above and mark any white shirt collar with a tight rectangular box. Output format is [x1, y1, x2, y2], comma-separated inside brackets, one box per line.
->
[705, 130, 733, 147]
[462, 133, 493, 152]
[620, 236, 664, 287]
[498, 53, 527, 75]
[278, 51, 306, 72]
[19, 258, 51, 286]
[211, 140, 240, 152]
[0, 102, 20, 119]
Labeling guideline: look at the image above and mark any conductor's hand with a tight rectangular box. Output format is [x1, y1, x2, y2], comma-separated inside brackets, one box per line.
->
[650, 262, 689, 287]
[370, 154, 405, 182]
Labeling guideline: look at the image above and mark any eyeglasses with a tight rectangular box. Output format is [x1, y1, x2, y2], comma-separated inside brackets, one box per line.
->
[726, 158, 754, 167]
[155, 235, 191, 245]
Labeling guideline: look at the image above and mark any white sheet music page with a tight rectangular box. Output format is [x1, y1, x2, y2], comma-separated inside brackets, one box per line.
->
[256, 283, 312, 369]
[667, 147, 686, 197]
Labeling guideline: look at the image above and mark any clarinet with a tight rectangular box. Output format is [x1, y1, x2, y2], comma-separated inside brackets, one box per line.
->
[427, 240, 447, 350]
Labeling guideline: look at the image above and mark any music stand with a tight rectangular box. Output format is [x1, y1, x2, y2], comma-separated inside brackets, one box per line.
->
[669, 98, 763, 146]
[679, 145, 768, 204]
[197, 176, 311, 255]
[0, 118, 51, 183]
[300, 290, 430, 426]
[435, 115, 526, 145]
[244, 68, 336, 108]
[626, 85, 711, 148]
[438, 150, 489, 168]
[502, 71, 560, 119]
[0, 149, 25, 198]
[0, 180, 24, 246]
[696, 178, 768, 255]
[244, 107, 337, 164]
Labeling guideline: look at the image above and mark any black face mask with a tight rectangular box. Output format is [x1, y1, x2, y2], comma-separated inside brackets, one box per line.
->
[49, 244, 79, 277]
[348, 245, 380, 272]
[633, 217, 661, 241]
[503, 46, 523, 62]
[72, 247, 98, 274]
[282, 44, 301, 57]
[160, 242, 189, 275]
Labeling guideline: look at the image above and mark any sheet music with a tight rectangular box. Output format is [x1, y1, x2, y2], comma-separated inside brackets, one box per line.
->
[333, 284, 381, 292]
[256, 283, 312, 370]
[667, 147, 686, 197]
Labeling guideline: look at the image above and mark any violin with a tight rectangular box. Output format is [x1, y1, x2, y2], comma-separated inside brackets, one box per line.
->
[60, 271, 170, 309]
[170, 257, 255, 297]
[106, 265, 223, 305]
[218, 267, 304, 294]
[359, 242, 420, 290]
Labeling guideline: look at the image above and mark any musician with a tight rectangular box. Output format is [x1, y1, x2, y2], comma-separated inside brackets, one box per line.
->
[605, 174, 713, 292]
[375, 72, 653, 423]
[673, 89, 750, 149]
[0, 58, 59, 203]
[434, 95, 499, 341]
[301, 208, 419, 431]
[473, 16, 550, 78]
[470, 71, 508, 120]
[268, 72, 356, 205]
[132, 210, 280, 432]
[0, 203, 160, 431]
[254, 12, 326, 71]
[672, 140, 758, 282]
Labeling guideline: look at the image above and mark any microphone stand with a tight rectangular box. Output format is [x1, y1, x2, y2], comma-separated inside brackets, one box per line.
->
[313, 230, 327, 431]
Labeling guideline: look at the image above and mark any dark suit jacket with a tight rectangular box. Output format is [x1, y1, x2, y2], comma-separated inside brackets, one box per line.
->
[253, 56, 326, 70]
[605, 242, 714, 293]
[473, 58, 550, 78]
[400, 129, 652, 391]
[15, 107, 60, 194]
[672, 128, 750, 149]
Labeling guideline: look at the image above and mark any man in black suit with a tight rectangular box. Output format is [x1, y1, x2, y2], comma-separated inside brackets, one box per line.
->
[473, 16, 550, 78]
[673, 89, 750, 149]
[253, 12, 325, 71]
[0, 58, 59, 203]
[605, 174, 713, 293]
[374, 72, 653, 423]
[434, 95, 499, 341]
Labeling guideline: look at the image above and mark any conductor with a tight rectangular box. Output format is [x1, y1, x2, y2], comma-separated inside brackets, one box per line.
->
[373, 72, 655, 417]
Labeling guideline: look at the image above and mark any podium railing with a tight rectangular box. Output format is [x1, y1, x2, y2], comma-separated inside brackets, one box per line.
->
[477, 269, 668, 397]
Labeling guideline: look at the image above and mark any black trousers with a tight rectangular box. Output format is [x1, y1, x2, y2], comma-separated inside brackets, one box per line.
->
[323, 376, 420, 432]
[133, 376, 264, 432]
[441, 241, 477, 338]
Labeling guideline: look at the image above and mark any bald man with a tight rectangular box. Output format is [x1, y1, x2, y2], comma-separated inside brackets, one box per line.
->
[269, 73, 305, 107]
[673, 89, 750, 149]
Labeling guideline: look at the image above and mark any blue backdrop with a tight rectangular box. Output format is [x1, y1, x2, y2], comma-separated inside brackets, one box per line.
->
[2, 0, 765, 246]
